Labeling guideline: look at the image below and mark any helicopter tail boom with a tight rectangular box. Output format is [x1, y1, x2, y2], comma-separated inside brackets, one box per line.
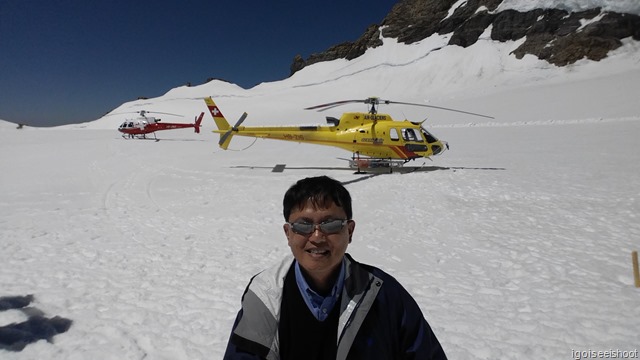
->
[205, 97, 233, 148]
[204, 97, 250, 150]
[205, 97, 230, 131]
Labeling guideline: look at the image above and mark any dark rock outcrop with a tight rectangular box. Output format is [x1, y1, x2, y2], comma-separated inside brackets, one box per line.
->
[290, 24, 383, 75]
[290, 0, 640, 74]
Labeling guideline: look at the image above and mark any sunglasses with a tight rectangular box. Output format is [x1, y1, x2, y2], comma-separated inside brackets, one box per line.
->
[286, 219, 348, 235]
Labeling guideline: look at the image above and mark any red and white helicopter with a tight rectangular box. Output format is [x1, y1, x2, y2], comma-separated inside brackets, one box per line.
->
[117, 110, 204, 140]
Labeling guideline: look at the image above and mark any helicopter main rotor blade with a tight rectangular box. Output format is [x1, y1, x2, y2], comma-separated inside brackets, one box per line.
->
[305, 97, 493, 118]
[305, 97, 387, 112]
[309, 103, 351, 112]
[304, 100, 365, 111]
[102, 110, 184, 118]
[146, 111, 184, 117]
[386, 101, 494, 119]
[102, 111, 134, 117]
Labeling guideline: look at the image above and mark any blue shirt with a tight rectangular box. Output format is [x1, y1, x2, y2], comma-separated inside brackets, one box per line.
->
[294, 259, 345, 322]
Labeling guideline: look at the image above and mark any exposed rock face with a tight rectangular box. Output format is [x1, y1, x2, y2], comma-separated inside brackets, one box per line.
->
[290, 0, 640, 75]
[290, 24, 383, 75]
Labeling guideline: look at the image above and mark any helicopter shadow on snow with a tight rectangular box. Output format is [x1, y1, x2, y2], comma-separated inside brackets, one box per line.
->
[230, 164, 506, 184]
[152, 138, 209, 142]
[115, 136, 209, 142]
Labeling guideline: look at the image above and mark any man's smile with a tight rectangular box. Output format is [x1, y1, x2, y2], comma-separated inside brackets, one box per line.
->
[306, 248, 330, 257]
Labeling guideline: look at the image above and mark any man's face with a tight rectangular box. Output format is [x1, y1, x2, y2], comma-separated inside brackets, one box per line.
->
[284, 199, 355, 284]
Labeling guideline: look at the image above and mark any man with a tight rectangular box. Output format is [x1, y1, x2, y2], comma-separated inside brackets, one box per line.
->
[224, 175, 447, 360]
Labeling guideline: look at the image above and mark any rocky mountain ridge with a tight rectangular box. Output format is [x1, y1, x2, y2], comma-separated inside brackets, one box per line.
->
[290, 0, 640, 75]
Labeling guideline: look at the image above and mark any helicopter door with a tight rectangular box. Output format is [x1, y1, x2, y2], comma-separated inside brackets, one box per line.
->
[401, 127, 428, 153]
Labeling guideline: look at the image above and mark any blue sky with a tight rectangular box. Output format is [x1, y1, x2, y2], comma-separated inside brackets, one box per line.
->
[0, 0, 397, 126]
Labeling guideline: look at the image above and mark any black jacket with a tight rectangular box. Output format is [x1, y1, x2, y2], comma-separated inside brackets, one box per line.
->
[223, 253, 447, 360]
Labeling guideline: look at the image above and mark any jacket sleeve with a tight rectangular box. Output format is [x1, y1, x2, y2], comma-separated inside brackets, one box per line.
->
[398, 286, 448, 360]
[223, 309, 269, 360]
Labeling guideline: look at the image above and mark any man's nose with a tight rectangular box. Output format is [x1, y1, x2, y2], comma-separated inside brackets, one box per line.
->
[308, 227, 326, 241]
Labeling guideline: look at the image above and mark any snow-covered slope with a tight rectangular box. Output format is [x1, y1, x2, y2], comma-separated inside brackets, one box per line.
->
[76, 33, 640, 132]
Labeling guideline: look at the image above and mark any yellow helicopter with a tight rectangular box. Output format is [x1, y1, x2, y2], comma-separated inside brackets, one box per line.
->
[204, 96, 492, 170]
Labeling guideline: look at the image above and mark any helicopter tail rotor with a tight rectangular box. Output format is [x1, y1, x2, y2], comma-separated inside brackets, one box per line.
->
[194, 112, 204, 134]
[218, 112, 248, 148]
[205, 96, 248, 149]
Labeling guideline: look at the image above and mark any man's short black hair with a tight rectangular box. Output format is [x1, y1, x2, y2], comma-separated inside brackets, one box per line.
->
[283, 176, 352, 221]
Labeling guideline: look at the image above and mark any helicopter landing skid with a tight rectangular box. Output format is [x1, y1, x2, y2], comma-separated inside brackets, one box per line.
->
[342, 157, 408, 174]
[121, 133, 159, 141]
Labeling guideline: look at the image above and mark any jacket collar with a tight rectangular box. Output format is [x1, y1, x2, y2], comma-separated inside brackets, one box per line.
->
[233, 253, 383, 360]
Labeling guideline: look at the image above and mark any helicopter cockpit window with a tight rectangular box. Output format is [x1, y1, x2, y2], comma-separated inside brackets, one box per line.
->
[421, 127, 438, 143]
[402, 128, 422, 142]
[127, 122, 134, 128]
[389, 128, 399, 141]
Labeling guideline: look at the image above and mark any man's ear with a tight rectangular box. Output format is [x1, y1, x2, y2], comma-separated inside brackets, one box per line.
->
[347, 220, 355, 243]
